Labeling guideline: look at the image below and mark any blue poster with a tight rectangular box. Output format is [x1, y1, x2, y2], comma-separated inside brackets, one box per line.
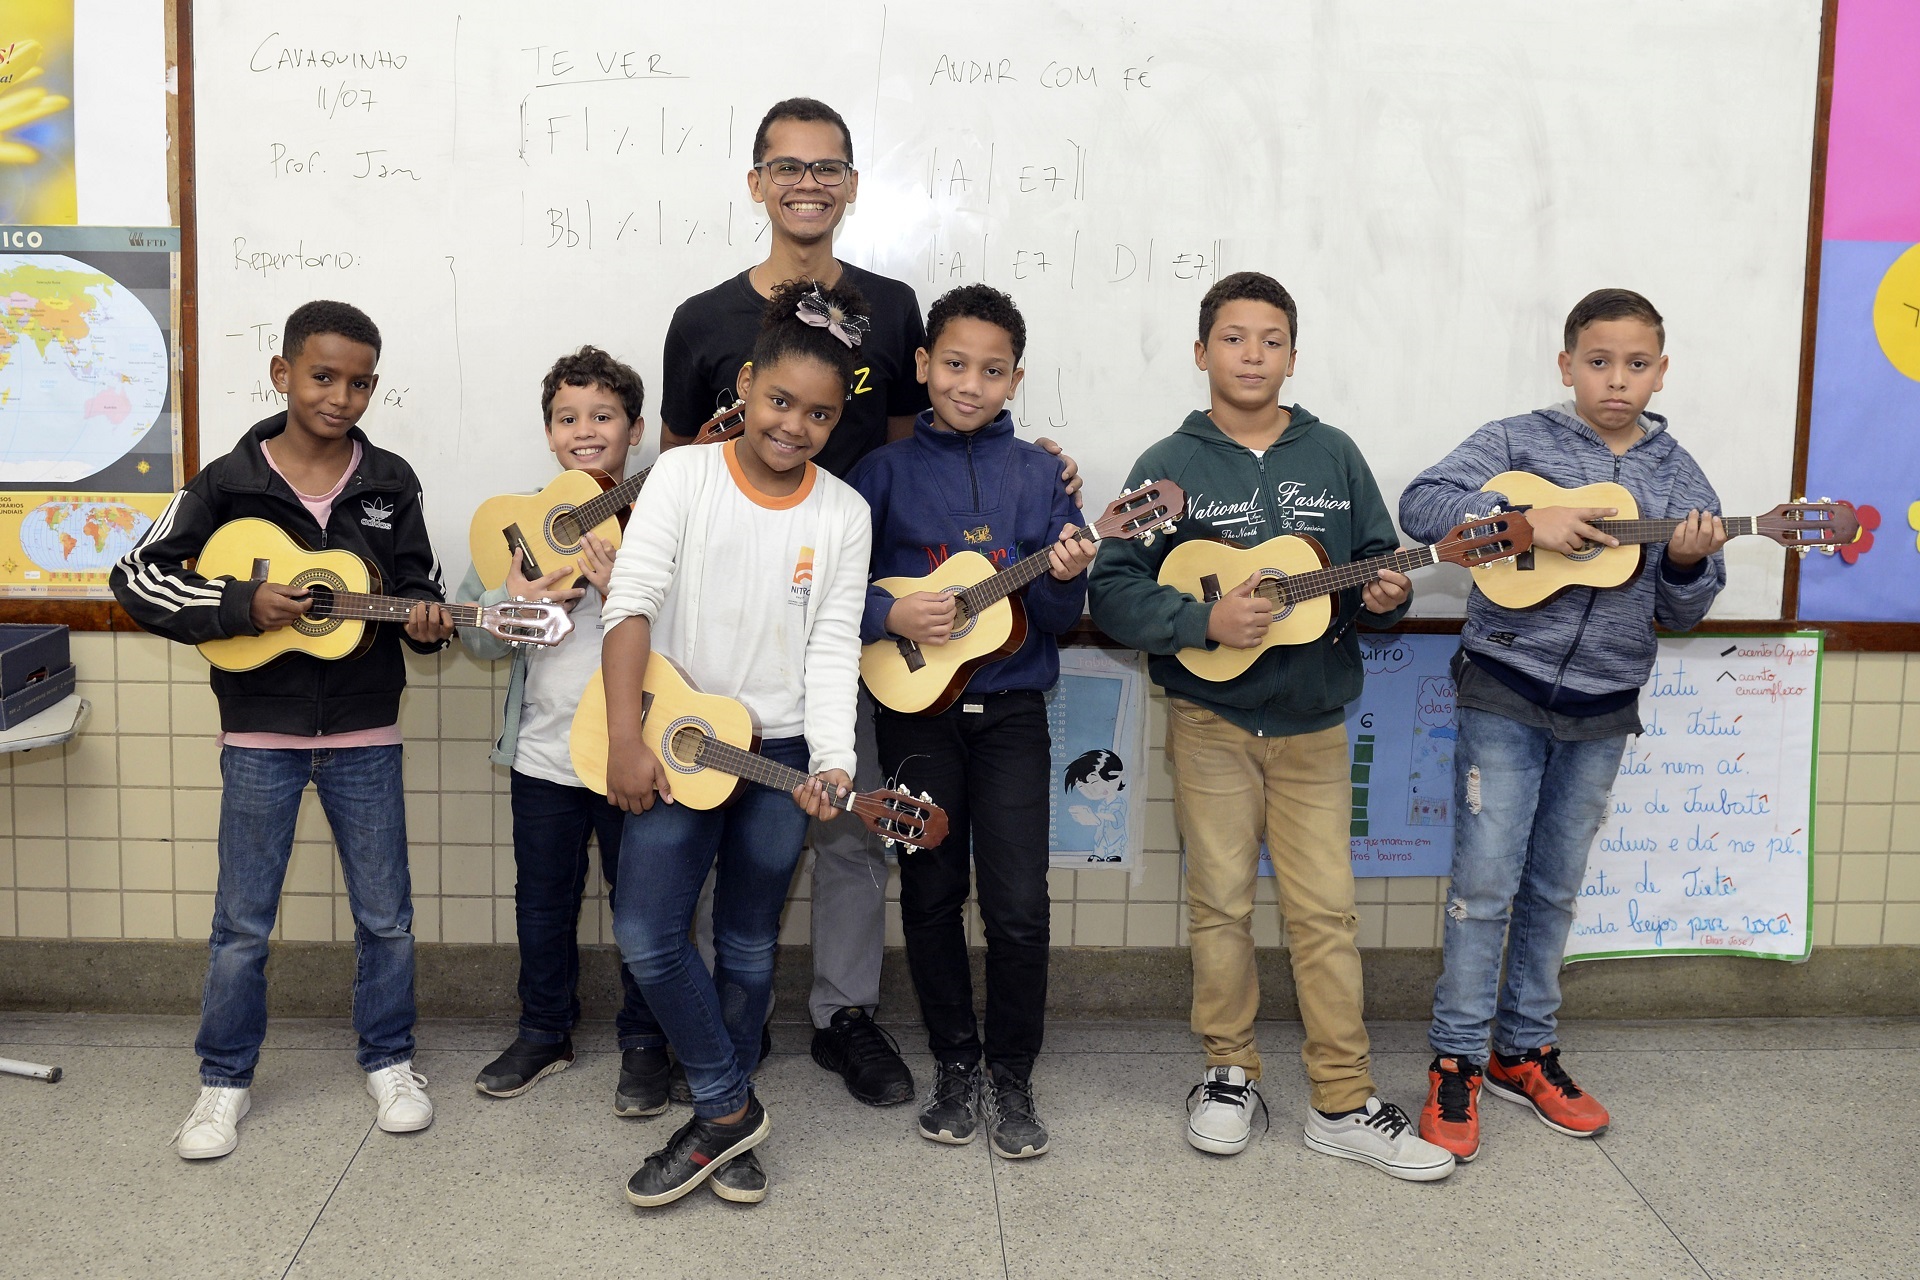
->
[1046, 648, 1148, 868]
[1259, 632, 1459, 878]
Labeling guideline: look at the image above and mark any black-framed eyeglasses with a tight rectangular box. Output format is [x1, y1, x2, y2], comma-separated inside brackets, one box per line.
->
[755, 158, 853, 186]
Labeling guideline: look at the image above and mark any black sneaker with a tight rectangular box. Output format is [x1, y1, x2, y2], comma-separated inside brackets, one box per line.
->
[984, 1068, 1049, 1159]
[474, 1035, 573, 1098]
[810, 1008, 914, 1106]
[624, 1097, 770, 1208]
[664, 1027, 770, 1107]
[917, 1061, 980, 1145]
[709, 1149, 768, 1204]
[615, 1047, 671, 1118]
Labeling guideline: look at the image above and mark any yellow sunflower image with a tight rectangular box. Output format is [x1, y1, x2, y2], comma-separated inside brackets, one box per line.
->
[1, 11, 79, 224]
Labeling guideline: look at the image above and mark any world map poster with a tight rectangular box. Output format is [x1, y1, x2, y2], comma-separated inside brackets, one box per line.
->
[0, 226, 181, 598]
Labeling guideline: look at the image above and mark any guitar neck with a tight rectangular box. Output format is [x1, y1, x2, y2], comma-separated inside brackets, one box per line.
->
[958, 547, 1063, 616]
[1264, 545, 1439, 607]
[571, 467, 650, 533]
[322, 591, 481, 627]
[1591, 516, 1754, 545]
[687, 732, 850, 807]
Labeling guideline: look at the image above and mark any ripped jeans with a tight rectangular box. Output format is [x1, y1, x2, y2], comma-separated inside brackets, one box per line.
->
[1429, 706, 1628, 1059]
[1167, 703, 1375, 1113]
[611, 735, 812, 1119]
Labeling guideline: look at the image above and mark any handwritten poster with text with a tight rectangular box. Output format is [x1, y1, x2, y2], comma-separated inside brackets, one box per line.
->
[1565, 633, 1821, 963]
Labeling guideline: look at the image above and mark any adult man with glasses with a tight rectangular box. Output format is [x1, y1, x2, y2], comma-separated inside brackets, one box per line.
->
[656, 96, 1079, 1116]
[656, 97, 927, 1111]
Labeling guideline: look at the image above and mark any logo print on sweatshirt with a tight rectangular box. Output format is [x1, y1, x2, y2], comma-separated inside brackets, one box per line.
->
[789, 546, 815, 606]
[1186, 489, 1267, 543]
[359, 498, 394, 531]
[963, 524, 994, 545]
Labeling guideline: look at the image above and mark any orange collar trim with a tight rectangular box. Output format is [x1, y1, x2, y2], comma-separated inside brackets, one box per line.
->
[724, 439, 816, 510]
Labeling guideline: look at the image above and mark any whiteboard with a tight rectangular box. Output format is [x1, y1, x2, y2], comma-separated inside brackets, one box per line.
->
[1565, 634, 1820, 963]
[191, 1, 1820, 618]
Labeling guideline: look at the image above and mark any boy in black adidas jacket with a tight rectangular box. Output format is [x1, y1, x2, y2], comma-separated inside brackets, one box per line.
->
[111, 300, 453, 1161]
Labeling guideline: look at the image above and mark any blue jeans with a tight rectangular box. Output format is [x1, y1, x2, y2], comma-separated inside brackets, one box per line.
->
[198, 745, 416, 1086]
[611, 736, 812, 1119]
[509, 769, 661, 1048]
[1429, 707, 1628, 1059]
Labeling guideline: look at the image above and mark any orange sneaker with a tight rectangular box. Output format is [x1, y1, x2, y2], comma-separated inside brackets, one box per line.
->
[1484, 1045, 1609, 1138]
[1419, 1056, 1482, 1162]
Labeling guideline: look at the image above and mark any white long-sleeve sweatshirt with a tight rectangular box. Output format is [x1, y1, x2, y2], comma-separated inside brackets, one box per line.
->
[601, 439, 871, 778]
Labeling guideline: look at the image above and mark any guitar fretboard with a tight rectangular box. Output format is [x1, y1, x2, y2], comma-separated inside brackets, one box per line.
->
[1591, 516, 1757, 545]
[314, 592, 483, 627]
[567, 468, 650, 538]
[682, 730, 842, 802]
[1262, 546, 1441, 607]
[956, 545, 1073, 618]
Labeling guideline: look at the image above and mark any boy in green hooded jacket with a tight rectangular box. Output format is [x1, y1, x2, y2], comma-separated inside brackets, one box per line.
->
[1089, 271, 1451, 1181]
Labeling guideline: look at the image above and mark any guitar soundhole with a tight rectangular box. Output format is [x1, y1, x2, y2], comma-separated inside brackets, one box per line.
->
[664, 720, 708, 774]
[1259, 569, 1294, 622]
[547, 507, 582, 551]
[1564, 542, 1605, 563]
[946, 587, 977, 640]
[289, 571, 346, 636]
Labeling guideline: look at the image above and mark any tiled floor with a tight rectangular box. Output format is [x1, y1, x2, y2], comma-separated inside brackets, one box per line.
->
[2, 1014, 1916, 1279]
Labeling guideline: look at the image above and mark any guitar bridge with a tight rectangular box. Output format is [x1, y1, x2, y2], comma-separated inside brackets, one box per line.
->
[895, 635, 926, 673]
[503, 523, 544, 579]
[1199, 573, 1222, 603]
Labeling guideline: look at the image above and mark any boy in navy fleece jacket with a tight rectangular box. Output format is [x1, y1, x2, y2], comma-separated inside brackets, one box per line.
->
[846, 284, 1092, 1160]
[1399, 288, 1726, 1164]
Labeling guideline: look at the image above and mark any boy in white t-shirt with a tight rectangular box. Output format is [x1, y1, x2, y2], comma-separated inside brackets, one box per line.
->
[456, 347, 674, 1116]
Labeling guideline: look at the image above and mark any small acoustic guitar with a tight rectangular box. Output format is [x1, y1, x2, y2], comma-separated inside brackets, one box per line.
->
[861, 479, 1186, 715]
[1160, 514, 1532, 682]
[1470, 471, 1859, 609]
[570, 657, 950, 852]
[466, 400, 745, 590]
[195, 518, 573, 672]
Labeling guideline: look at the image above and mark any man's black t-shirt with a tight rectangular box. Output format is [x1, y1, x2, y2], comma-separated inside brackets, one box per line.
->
[660, 263, 930, 479]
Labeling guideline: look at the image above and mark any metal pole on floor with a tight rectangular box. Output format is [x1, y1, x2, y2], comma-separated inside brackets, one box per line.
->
[0, 1057, 62, 1083]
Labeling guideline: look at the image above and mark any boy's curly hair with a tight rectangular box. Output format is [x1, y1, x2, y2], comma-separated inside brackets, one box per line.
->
[926, 283, 1027, 362]
[541, 346, 646, 424]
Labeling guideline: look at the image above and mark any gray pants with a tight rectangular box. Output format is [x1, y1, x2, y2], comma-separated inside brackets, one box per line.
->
[692, 688, 888, 1030]
[806, 687, 890, 1029]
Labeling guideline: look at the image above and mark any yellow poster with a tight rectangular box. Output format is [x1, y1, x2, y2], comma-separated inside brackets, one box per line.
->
[0, 2, 77, 225]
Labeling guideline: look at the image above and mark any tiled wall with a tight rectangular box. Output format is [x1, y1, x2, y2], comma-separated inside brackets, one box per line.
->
[2, 633, 1917, 949]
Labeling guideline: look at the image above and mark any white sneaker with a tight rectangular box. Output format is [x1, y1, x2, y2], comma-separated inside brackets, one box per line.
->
[367, 1061, 434, 1133]
[1186, 1065, 1265, 1155]
[1303, 1096, 1455, 1181]
[172, 1085, 250, 1160]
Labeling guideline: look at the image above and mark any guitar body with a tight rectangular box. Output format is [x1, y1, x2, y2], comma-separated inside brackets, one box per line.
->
[196, 519, 375, 672]
[468, 468, 623, 590]
[1161, 534, 1336, 682]
[570, 660, 756, 810]
[861, 550, 1030, 715]
[1472, 471, 1641, 609]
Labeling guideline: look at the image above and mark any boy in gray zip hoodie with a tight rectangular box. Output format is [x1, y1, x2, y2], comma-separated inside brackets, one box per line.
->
[1399, 288, 1726, 1163]
[1091, 272, 1454, 1181]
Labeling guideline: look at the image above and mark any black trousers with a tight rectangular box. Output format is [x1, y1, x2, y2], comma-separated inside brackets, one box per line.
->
[875, 690, 1051, 1079]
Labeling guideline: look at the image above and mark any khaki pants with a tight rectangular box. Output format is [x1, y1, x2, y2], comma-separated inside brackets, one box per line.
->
[1166, 700, 1374, 1112]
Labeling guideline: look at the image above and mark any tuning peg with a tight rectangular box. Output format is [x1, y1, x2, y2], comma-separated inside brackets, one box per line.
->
[1795, 546, 1809, 558]
[1819, 545, 1836, 556]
